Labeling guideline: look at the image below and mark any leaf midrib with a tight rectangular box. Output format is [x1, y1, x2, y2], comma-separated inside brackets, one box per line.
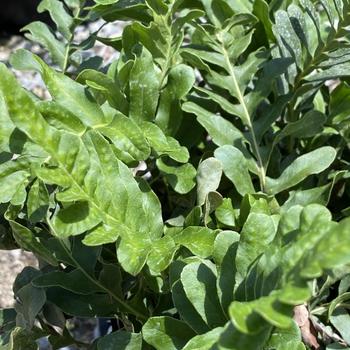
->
[220, 43, 267, 191]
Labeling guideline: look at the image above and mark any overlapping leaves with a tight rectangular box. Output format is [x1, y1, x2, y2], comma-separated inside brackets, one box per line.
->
[1, 0, 350, 349]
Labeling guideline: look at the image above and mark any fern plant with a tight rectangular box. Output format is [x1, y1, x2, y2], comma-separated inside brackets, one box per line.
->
[0, 0, 350, 349]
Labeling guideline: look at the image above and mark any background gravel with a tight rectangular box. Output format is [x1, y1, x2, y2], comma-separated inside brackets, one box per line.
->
[0, 249, 38, 308]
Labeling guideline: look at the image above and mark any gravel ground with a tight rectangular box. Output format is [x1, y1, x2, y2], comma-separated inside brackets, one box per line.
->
[0, 249, 38, 308]
[0, 20, 123, 94]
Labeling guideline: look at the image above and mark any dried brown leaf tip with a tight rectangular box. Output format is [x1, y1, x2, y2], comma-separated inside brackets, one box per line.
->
[294, 304, 320, 349]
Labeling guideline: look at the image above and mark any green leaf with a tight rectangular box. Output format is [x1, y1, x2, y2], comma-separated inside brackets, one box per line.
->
[92, 0, 151, 22]
[235, 212, 278, 285]
[225, 0, 253, 13]
[142, 316, 196, 350]
[143, 122, 189, 163]
[38, 0, 74, 40]
[265, 147, 337, 195]
[147, 235, 177, 273]
[267, 321, 304, 350]
[0, 64, 163, 276]
[253, 0, 274, 42]
[172, 279, 211, 334]
[0, 165, 29, 206]
[275, 110, 326, 143]
[26, 179, 49, 223]
[15, 282, 46, 328]
[21, 22, 65, 67]
[9, 221, 58, 266]
[46, 288, 120, 317]
[193, 86, 243, 117]
[214, 230, 239, 311]
[215, 321, 272, 350]
[77, 69, 129, 114]
[299, 217, 350, 278]
[174, 226, 217, 258]
[96, 112, 151, 164]
[183, 327, 223, 350]
[214, 145, 255, 196]
[182, 102, 246, 147]
[274, 10, 304, 73]
[181, 261, 227, 328]
[38, 101, 87, 135]
[129, 47, 160, 122]
[32, 269, 103, 294]
[156, 64, 196, 135]
[307, 63, 350, 81]
[281, 183, 332, 211]
[330, 82, 350, 125]
[215, 198, 236, 227]
[156, 158, 196, 194]
[197, 158, 222, 206]
[329, 308, 350, 345]
[11, 50, 108, 127]
[229, 295, 293, 334]
[98, 331, 142, 350]
[98, 263, 123, 297]
[52, 201, 101, 237]
[204, 191, 223, 225]
[328, 292, 350, 319]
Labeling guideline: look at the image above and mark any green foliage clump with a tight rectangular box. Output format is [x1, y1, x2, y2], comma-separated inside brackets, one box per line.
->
[1, 0, 350, 349]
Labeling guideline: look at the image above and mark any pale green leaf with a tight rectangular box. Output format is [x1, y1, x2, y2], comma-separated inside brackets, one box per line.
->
[214, 145, 255, 196]
[143, 122, 189, 163]
[156, 158, 196, 194]
[265, 147, 337, 195]
[142, 316, 196, 350]
[174, 226, 217, 258]
[215, 198, 236, 227]
[129, 47, 160, 122]
[32, 270, 102, 294]
[182, 102, 246, 147]
[147, 235, 177, 273]
[97, 112, 151, 164]
[156, 64, 195, 135]
[197, 158, 222, 206]
[38, 0, 74, 40]
[98, 331, 142, 350]
[183, 327, 223, 350]
[27, 179, 49, 223]
[21, 22, 65, 67]
[181, 261, 227, 328]
[235, 213, 278, 285]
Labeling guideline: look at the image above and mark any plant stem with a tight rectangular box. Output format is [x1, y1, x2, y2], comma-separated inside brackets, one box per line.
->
[62, 1, 86, 73]
[47, 221, 148, 322]
[158, 15, 173, 89]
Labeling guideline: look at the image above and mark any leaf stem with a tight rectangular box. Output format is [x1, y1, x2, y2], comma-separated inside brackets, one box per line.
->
[62, 1, 85, 73]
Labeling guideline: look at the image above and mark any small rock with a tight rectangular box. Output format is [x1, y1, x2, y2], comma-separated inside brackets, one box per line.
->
[0, 249, 38, 308]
